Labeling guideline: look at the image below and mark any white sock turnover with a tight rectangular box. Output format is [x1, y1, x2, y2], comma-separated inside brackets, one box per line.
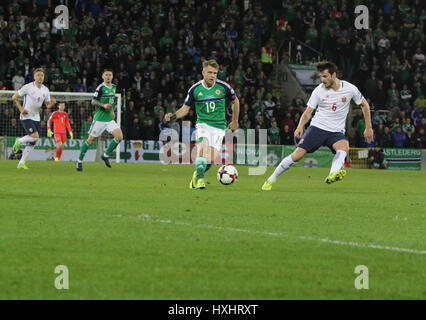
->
[268, 155, 295, 182]
[19, 145, 34, 165]
[329, 150, 347, 175]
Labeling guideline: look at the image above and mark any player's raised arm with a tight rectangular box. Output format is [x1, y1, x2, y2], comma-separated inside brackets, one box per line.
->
[360, 98, 374, 143]
[294, 106, 315, 138]
[228, 96, 239, 130]
[164, 104, 191, 122]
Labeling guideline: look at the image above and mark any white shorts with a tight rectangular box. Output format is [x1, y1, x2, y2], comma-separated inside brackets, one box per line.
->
[88, 120, 120, 138]
[195, 123, 225, 151]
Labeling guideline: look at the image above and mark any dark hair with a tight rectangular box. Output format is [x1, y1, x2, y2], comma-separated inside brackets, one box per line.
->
[316, 60, 338, 75]
[103, 68, 114, 74]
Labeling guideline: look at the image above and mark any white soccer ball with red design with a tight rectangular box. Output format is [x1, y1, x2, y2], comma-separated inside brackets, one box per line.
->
[217, 165, 238, 185]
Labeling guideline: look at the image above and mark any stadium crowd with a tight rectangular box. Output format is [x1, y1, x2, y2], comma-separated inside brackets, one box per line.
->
[0, 0, 425, 149]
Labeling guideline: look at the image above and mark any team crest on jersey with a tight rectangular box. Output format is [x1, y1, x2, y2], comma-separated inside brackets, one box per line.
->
[37, 97, 40, 102]
[198, 92, 203, 96]
[215, 89, 221, 95]
[341, 96, 347, 102]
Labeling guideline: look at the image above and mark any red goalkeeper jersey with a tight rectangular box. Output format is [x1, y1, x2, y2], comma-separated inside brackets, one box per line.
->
[47, 111, 71, 134]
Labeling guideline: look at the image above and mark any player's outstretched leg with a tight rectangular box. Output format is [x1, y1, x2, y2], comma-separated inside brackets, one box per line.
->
[191, 164, 211, 189]
[17, 163, 29, 170]
[77, 139, 92, 171]
[195, 156, 207, 189]
[102, 138, 121, 168]
[101, 154, 111, 168]
[196, 178, 206, 189]
[325, 168, 346, 184]
[325, 150, 347, 184]
[76, 161, 83, 171]
[13, 138, 21, 153]
[261, 154, 295, 191]
[17, 140, 37, 170]
[261, 180, 274, 191]
[189, 171, 197, 189]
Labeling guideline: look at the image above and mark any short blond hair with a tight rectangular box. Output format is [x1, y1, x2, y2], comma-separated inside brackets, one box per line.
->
[202, 59, 219, 70]
[34, 68, 44, 74]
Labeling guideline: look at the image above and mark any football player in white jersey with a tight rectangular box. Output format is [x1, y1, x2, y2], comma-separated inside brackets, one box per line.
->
[12, 68, 56, 169]
[262, 61, 374, 190]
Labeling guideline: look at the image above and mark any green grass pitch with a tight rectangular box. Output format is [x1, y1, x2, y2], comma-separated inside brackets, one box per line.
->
[0, 160, 425, 299]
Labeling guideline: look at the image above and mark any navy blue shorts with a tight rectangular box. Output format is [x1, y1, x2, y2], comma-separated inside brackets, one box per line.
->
[297, 126, 348, 153]
[21, 119, 41, 135]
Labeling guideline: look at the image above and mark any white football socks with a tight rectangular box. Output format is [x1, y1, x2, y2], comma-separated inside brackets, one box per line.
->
[268, 155, 295, 182]
[19, 145, 34, 165]
[18, 135, 37, 145]
[329, 150, 347, 175]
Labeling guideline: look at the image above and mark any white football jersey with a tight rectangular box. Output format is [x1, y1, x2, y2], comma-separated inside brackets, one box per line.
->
[18, 81, 51, 121]
[307, 80, 363, 133]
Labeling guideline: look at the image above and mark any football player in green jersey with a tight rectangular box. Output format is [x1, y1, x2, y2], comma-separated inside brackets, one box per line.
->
[164, 59, 240, 189]
[76, 68, 123, 171]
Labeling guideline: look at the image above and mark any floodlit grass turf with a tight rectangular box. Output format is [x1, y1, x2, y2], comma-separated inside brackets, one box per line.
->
[0, 160, 425, 299]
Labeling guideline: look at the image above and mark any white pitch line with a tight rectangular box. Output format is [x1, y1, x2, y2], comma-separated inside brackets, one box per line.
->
[104, 214, 426, 255]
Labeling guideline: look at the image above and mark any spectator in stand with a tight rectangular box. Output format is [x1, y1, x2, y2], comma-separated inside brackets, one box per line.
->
[263, 93, 276, 118]
[281, 124, 293, 146]
[368, 147, 387, 169]
[415, 118, 426, 134]
[267, 120, 280, 145]
[405, 130, 416, 148]
[365, 72, 380, 102]
[0, 0, 422, 150]
[281, 112, 295, 134]
[371, 80, 387, 109]
[129, 117, 142, 140]
[391, 117, 402, 132]
[412, 128, 426, 148]
[73, 78, 86, 92]
[12, 70, 25, 90]
[141, 118, 157, 141]
[7, 118, 23, 137]
[402, 118, 415, 135]
[376, 126, 394, 148]
[355, 118, 366, 147]
[392, 127, 407, 148]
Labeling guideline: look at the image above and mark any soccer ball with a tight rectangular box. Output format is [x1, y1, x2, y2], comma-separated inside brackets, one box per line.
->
[217, 165, 238, 185]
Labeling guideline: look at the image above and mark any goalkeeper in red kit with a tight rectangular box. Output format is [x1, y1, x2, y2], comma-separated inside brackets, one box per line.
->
[47, 102, 73, 161]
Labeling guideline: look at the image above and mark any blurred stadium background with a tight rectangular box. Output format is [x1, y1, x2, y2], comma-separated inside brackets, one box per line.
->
[0, 0, 424, 169]
[0, 0, 426, 301]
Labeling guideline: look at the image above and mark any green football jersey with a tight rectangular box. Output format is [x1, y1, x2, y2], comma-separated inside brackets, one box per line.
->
[184, 80, 236, 130]
[93, 82, 117, 122]
[268, 127, 280, 142]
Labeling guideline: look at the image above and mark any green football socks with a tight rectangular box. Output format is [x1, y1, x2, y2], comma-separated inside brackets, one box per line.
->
[195, 156, 207, 179]
[78, 141, 90, 161]
[105, 139, 119, 156]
